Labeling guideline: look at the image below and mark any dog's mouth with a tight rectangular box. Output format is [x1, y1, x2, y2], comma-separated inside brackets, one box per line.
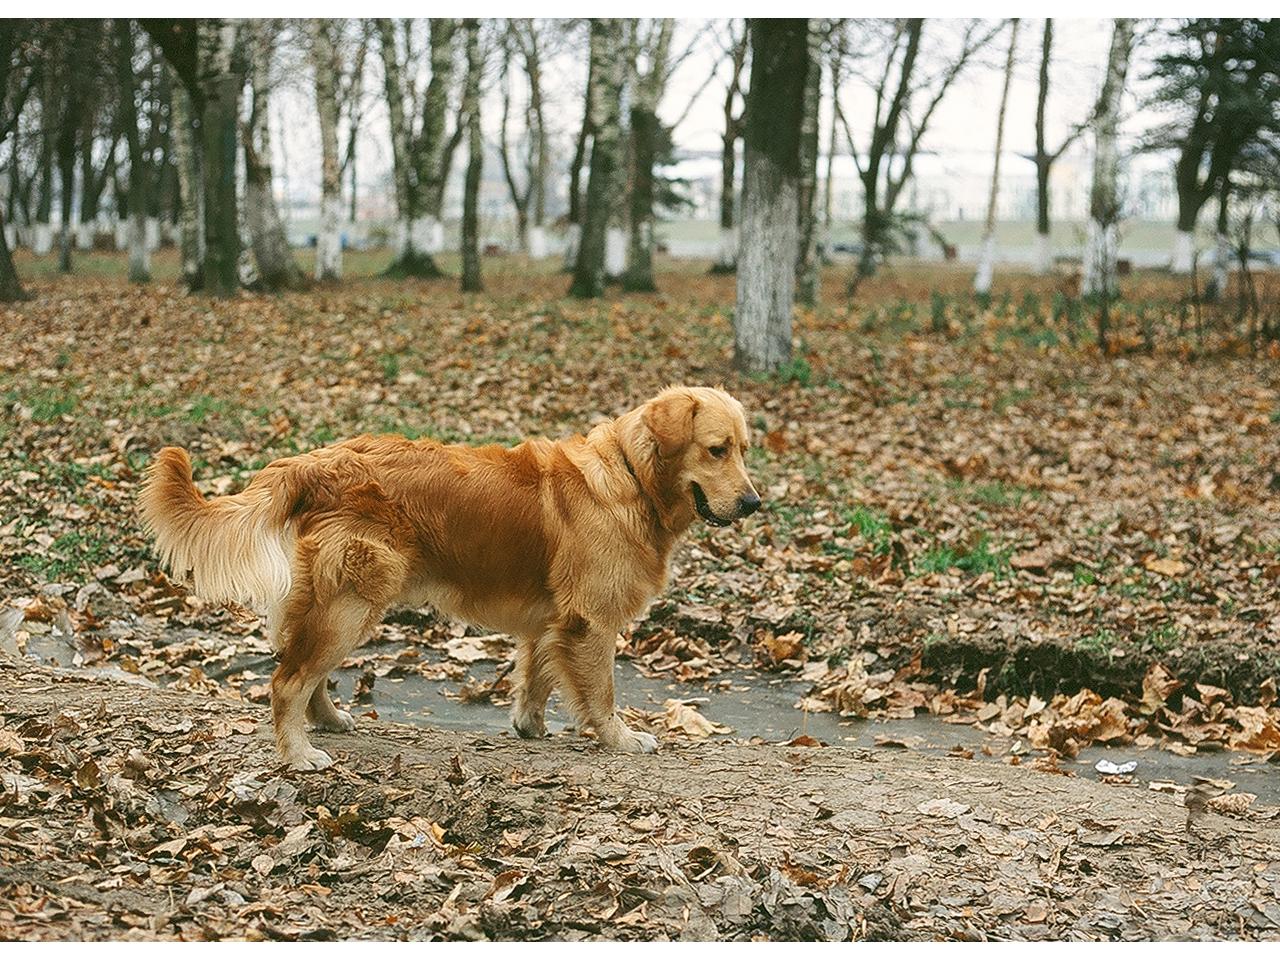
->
[692, 483, 733, 527]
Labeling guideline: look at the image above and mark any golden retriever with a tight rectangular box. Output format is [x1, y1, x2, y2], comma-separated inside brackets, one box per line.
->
[138, 386, 760, 770]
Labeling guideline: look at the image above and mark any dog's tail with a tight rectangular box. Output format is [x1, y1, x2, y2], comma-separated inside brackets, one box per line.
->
[138, 447, 294, 609]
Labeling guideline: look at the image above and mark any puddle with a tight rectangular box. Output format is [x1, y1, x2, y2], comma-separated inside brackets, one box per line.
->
[21, 626, 1279, 805]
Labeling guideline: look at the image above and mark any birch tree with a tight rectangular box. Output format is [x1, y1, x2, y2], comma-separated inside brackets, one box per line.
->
[833, 19, 1000, 283]
[377, 18, 462, 278]
[169, 71, 203, 290]
[0, 20, 40, 302]
[244, 20, 304, 291]
[115, 20, 150, 284]
[1081, 18, 1134, 300]
[621, 19, 673, 293]
[310, 19, 344, 281]
[498, 20, 549, 257]
[973, 19, 1019, 297]
[460, 19, 484, 294]
[1024, 19, 1091, 274]
[795, 21, 824, 308]
[145, 18, 247, 298]
[733, 18, 809, 373]
[710, 21, 747, 274]
[568, 18, 624, 300]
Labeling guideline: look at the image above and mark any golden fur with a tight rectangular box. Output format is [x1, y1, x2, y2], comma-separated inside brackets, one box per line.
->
[138, 386, 760, 769]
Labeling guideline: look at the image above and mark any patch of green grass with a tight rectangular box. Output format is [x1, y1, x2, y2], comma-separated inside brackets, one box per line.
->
[186, 394, 233, 425]
[948, 480, 1039, 508]
[1142, 623, 1183, 652]
[1075, 628, 1118, 656]
[993, 387, 1034, 414]
[1072, 564, 1097, 587]
[915, 533, 1011, 578]
[769, 356, 813, 387]
[379, 352, 401, 383]
[842, 505, 893, 556]
[16, 530, 114, 580]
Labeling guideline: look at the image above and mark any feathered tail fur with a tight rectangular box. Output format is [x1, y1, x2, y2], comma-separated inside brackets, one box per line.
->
[138, 447, 294, 610]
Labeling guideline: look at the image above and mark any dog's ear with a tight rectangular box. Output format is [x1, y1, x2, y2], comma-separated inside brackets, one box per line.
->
[643, 390, 697, 456]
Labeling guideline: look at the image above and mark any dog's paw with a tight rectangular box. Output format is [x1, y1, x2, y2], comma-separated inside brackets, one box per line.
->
[614, 728, 659, 754]
[286, 747, 334, 771]
[511, 708, 548, 739]
[315, 709, 356, 733]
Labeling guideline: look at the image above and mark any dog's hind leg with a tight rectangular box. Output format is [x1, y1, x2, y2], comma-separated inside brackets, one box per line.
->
[551, 614, 657, 754]
[511, 630, 554, 739]
[308, 681, 356, 732]
[271, 535, 405, 770]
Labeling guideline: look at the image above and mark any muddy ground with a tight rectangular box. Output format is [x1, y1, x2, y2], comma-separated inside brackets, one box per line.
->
[2, 654, 1279, 941]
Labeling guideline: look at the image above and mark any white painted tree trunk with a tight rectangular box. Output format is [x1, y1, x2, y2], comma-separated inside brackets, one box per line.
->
[128, 211, 151, 283]
[114, 221, 128, 251]
[409, 215, 442, 255]
[605, 226, 627, 277]
[1082, 217, 1117, 297]
[973, 19, 1019, 297]
[1211, 230, 1230, 296]
[1171, 229, 1195, 274]
[527, 225, 547, 259]
[736, 161, 797, 371]
[562, 223, 581, 270]
[1083, 19, 1134, 298]
[75, 224, 94, 251]
[393, 218, 411, 256]
[1033, 232, 1052, 274]
[33, 223, 53, 255]
[3, 225, 15, 250]
[316, 194, 342, 280]
[716, 226, 738, 270]
[146, 217, 161, 251]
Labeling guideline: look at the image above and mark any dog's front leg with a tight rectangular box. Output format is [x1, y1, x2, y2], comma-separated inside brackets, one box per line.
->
[553, 614, 657, 754]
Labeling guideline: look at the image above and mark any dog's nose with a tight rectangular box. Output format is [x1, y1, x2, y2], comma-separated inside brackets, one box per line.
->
[737, 492, 761, 517]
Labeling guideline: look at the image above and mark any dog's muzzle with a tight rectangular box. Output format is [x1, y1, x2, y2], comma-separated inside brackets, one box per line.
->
[692, 484, 760, 527]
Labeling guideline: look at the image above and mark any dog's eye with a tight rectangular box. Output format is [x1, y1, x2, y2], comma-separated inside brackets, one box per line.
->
[709, 445, 728, 459]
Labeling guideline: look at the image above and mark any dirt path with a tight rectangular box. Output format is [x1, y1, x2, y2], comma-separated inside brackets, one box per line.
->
[1, 654, 1278, 941]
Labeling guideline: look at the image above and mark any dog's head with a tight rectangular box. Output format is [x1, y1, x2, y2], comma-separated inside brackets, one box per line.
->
[631, 385, 760, 529]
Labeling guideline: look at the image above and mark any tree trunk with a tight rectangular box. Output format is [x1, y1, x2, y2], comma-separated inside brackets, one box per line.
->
[1033, 20, 1053, 274]
[569, 19, 624, 300]
[244, 22, 303, 291]
[564, 42, 594, 271]
[734, 19, 809, 373]
[0, 206, 25, 301]
[460, 19, 483, 294]
[621, 105, 658, 292]
[376, 19, 415, 265]
[973, 19, 1019, 297]
[310, 20, 343, 282]
[417, 20, 458, 270]
[170, 72, 204, 291]
[622, 20, 672, 294]
[115, 21, 151, 284]
[55, 112, 77, 273]
[1206, 175, 1231, 302]
[795, 22, 823, 309]
[1081, 18, 1134, 302]
[712, 24, 749, 275]
[198, 20, 244, 299]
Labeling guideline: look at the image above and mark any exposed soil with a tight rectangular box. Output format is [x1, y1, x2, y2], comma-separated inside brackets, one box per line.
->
[2, 655, 1279, 941]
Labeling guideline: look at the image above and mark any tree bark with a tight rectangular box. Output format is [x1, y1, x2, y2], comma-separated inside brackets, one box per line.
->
[169, 70, 204, 291]
[795, 22, 823, 309]
[310, 20, 343, 282]
[710, 28, 747, 275]
[0, 206, 24, 301]
[973, 19, 1019, 297]
[1033, 20, 1053, 274]
[1081, 18, 1134, 302]
[564, 31, 594, 272]
[244, 21, 304, 292]
[1206, 174, 1231, 302]
[197, 20, 245, 299]
[114, 20, 152, 284]
[460, 19, 483, 294]
[569, 19, 624, 300]
[734, 18, 809, 373]
[622, 20, 673, 294]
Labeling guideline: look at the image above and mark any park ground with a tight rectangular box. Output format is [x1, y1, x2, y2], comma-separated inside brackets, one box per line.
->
[2, 251, 1280, 939]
